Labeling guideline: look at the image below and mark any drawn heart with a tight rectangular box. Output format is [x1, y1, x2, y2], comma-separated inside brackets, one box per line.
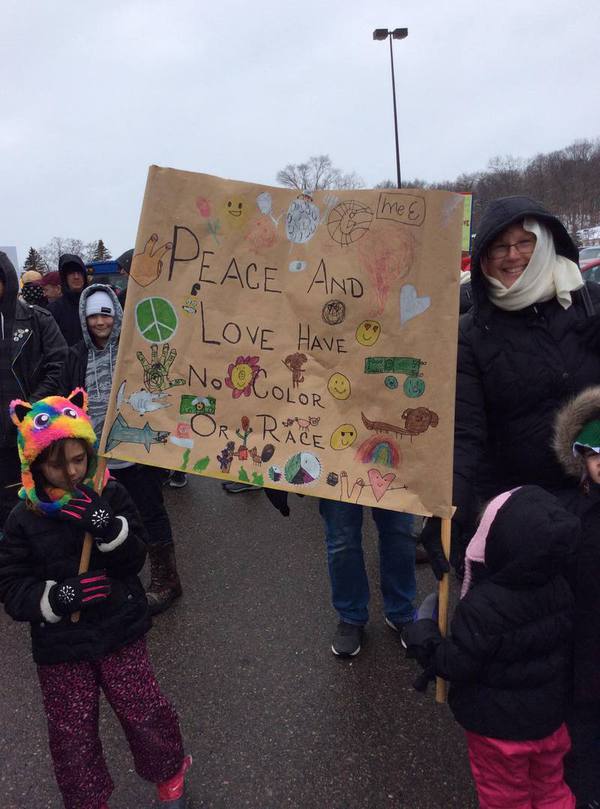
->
[400, 284, 431, 325]
[368, 469, 396, 502]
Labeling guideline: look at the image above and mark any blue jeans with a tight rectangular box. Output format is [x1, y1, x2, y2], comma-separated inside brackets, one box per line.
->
[319, 499, 416, 626]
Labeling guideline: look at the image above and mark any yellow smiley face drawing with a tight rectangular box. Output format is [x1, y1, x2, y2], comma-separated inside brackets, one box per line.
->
[330, 424, 358, 450]
[355, 320, 381, 347]
[223, 197, 249, 228]
[327, 372, 351, 400]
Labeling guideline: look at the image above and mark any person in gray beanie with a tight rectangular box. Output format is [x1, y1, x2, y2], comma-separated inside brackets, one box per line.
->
[59, 284, 183, 615]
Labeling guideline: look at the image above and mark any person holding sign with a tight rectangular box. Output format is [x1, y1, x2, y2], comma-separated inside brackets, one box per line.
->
[421, 195, 600, 579]
[59, 284, 183, 614]
[0, 389, 190, 809]
[320, 499, 415, 657]
[402, 486, 580, 809]
[404, 486, 578, 809]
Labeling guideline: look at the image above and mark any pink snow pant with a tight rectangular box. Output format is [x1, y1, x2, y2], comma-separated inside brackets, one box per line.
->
[37, 637, 184, 809]
[466, 724, 575, 809]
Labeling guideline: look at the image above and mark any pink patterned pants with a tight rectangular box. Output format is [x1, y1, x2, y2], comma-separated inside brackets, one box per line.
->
[37, 637, 184, 809]
[466, 723, 576, 809]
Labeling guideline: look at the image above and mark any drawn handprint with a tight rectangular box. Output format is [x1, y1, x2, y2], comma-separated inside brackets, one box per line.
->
[136, 343, 186, 393]
[129, 234, 173, 287]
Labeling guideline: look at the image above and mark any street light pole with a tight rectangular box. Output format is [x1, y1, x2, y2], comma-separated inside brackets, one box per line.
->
[373, 28, 408, 189]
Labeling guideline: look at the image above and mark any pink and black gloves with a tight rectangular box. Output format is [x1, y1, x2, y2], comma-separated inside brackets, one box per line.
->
[48, 571, 111, 616]
[55, 485, 127, 545]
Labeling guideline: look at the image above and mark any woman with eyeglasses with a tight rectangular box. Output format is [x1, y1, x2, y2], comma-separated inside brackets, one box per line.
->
[421, 198, 600, 805]
[421, 195, 599, 577]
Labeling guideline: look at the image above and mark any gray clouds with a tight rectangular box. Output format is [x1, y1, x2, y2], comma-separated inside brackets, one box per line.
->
[1, 0, 599, 264]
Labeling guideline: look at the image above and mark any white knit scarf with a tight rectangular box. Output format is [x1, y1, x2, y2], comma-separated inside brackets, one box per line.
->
[482, 218, 583, 311]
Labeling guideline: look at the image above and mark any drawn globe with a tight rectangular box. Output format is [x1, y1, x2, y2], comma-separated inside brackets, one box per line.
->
[136, 297, 178, 343]
[285, 196, 320, 244]
[327, 201, 373, 246]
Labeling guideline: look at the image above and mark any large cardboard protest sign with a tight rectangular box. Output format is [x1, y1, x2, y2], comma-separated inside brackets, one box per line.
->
[100, 167, 463, 518]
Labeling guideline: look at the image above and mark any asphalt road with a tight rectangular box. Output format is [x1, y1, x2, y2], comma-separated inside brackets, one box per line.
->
[0, 475, 476, 809]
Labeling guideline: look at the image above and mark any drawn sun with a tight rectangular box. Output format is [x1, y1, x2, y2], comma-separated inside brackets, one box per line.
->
[224, 355, 261, 398]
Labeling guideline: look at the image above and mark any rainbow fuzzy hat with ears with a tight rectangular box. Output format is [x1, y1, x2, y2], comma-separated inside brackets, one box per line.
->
[9, 388, 98, 514]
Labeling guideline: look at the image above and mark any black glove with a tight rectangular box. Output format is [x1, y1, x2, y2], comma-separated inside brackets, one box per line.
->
[48, 570, 111, 616]
[56, 485, 120, 540]
[413, 665, 437, 693]
[419, 517, 451, 581]
[403, 618, 443, 668]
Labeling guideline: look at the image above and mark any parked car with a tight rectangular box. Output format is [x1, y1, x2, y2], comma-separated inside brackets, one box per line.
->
[580, 246, 600, 270]
[582, 257, 600, 283]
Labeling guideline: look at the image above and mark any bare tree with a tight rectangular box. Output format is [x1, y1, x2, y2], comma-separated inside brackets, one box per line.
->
[37, 237, 86, 271]
[276, 155, 363, 194]
[373, 138, 600, 240]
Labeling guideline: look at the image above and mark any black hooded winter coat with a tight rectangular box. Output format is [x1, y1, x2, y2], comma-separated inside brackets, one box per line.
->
[453, 196, 600, 534]
[48, 254, 89, 346]
[0, 252, 67, 449]
[424, 487, 577, 741]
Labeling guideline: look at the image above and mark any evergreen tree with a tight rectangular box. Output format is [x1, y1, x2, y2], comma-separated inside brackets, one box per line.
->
[92, 239, 112, 261]
[22, 247, 48, 273]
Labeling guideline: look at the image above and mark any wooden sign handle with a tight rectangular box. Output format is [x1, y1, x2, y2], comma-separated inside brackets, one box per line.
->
[435, 517, 452, 703]
[71, 457, 108, 624]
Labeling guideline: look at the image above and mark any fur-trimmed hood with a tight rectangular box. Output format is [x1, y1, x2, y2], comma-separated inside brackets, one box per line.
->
[553, 386, 600, 478]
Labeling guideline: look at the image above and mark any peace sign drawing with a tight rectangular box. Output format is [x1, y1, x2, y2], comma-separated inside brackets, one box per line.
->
[129, 233, 173, 287]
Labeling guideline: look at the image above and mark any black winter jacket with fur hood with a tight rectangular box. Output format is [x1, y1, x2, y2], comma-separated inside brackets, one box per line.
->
[554, 386, 600, 704]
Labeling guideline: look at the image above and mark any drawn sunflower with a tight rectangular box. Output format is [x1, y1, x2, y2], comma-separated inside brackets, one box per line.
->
[224, 355, 261, 398]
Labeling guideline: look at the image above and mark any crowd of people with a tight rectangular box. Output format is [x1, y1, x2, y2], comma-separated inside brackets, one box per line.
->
[1, 194, 600, 808]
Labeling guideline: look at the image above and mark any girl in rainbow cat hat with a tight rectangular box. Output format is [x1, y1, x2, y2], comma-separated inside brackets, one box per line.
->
[0, 389, 191, 809]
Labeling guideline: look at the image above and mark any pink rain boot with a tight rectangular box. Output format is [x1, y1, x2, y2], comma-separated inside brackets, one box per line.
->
[156, 755, 192, 807]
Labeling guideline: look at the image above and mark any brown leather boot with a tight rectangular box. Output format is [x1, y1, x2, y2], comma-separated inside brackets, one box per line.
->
[146, 543, 182, 615]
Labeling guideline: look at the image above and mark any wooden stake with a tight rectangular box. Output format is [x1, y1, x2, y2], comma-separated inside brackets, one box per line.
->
[435, 517, 452, 703]
[71, 457, 108, 623]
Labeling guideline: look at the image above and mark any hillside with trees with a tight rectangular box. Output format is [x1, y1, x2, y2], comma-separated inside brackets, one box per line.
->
[278, 139, 600, 242]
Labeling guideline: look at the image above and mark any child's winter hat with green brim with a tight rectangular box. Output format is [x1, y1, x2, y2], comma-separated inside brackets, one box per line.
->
[573, 420, 600, 456]
[553, 386, 600, 479]
[9, 388, 98, 514]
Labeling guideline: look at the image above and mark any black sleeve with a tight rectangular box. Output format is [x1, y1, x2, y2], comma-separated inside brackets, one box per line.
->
[0, 512, 46, 622]
[58, 344, 85, 396]
[29, 310, 68, 401]
[433, 599, 494, 683]
[452, 319, 488, 528]
[91, 480, 148, 576]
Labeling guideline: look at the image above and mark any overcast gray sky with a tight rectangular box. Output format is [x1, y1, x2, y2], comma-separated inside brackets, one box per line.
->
[2, 0, 599, 266]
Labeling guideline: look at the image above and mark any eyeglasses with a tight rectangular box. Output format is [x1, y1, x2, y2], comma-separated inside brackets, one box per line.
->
[487, 238, 536, 261]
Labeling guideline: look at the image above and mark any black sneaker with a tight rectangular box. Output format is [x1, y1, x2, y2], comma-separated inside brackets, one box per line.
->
[222, 481, 261, 493]
[331, 621, 363, 657]
[385, 616, 413, 649]
[169, 472, 188, 488]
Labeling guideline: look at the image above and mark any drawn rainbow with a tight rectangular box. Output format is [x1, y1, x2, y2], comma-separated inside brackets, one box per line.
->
[354, 435, 401, 468]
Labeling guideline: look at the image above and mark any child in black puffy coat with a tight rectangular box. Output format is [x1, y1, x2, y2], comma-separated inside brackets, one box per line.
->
[554, 385, 600, 806]
[0, 388, 191, 809]
[403, 485, 578, 809]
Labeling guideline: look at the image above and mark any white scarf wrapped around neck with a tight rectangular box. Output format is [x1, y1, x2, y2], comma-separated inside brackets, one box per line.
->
[483, 218, 583, 311]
